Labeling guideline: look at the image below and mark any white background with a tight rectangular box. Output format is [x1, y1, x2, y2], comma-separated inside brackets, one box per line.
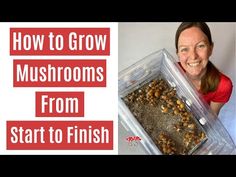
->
[0, 22, 118, 155]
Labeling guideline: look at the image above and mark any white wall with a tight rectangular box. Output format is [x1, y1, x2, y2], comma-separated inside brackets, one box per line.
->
[208, 23, 235, 84]
[119, 22, 179, 72]
[118, 23, 236, 151]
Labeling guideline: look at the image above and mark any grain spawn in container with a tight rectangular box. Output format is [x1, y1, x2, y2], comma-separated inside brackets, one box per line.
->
[123, 78, 207, 155]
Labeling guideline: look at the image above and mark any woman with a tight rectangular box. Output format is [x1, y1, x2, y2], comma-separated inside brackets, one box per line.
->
[175, 22, 233, 115]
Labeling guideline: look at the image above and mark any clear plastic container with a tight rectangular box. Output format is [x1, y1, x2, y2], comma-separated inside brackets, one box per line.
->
[118, 48, 236, 155]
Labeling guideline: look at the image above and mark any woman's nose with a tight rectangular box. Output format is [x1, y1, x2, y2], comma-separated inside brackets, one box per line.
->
[189, 49, 198, 60]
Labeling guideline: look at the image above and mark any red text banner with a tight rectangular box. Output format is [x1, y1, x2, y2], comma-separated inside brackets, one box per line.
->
[7, 121, 113, 150]
[36, 91, 84, 117]
[10, 28, 110, 55]
[13, 59, 106, 87]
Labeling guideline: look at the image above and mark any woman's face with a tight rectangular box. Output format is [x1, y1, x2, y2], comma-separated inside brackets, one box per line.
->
[177, 27, 213, 79]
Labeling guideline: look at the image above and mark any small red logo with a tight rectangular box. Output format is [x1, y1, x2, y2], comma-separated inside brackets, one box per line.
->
[126, 136, 141, 146]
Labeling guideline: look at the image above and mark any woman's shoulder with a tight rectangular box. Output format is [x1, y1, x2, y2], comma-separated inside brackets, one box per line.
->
[218, 72, 233, 90]
[219, 73, 233, 85]
[210, 72, 233, 103]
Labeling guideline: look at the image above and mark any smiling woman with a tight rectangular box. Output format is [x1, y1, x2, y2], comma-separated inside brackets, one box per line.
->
[175, 22, 233, 116]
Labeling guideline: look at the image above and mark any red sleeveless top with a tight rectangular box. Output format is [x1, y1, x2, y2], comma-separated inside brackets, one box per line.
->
[201, 73, 233, 104]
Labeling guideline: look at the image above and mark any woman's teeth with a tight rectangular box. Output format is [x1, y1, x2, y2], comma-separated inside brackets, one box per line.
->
[188, 62, 200, 67]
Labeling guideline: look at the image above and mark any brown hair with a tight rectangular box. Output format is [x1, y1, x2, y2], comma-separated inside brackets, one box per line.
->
[175, 22, 220, 94]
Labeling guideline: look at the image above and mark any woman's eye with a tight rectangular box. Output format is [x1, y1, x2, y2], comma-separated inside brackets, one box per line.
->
[198, 44, 206, 48]
[180, 48, 188, 52]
